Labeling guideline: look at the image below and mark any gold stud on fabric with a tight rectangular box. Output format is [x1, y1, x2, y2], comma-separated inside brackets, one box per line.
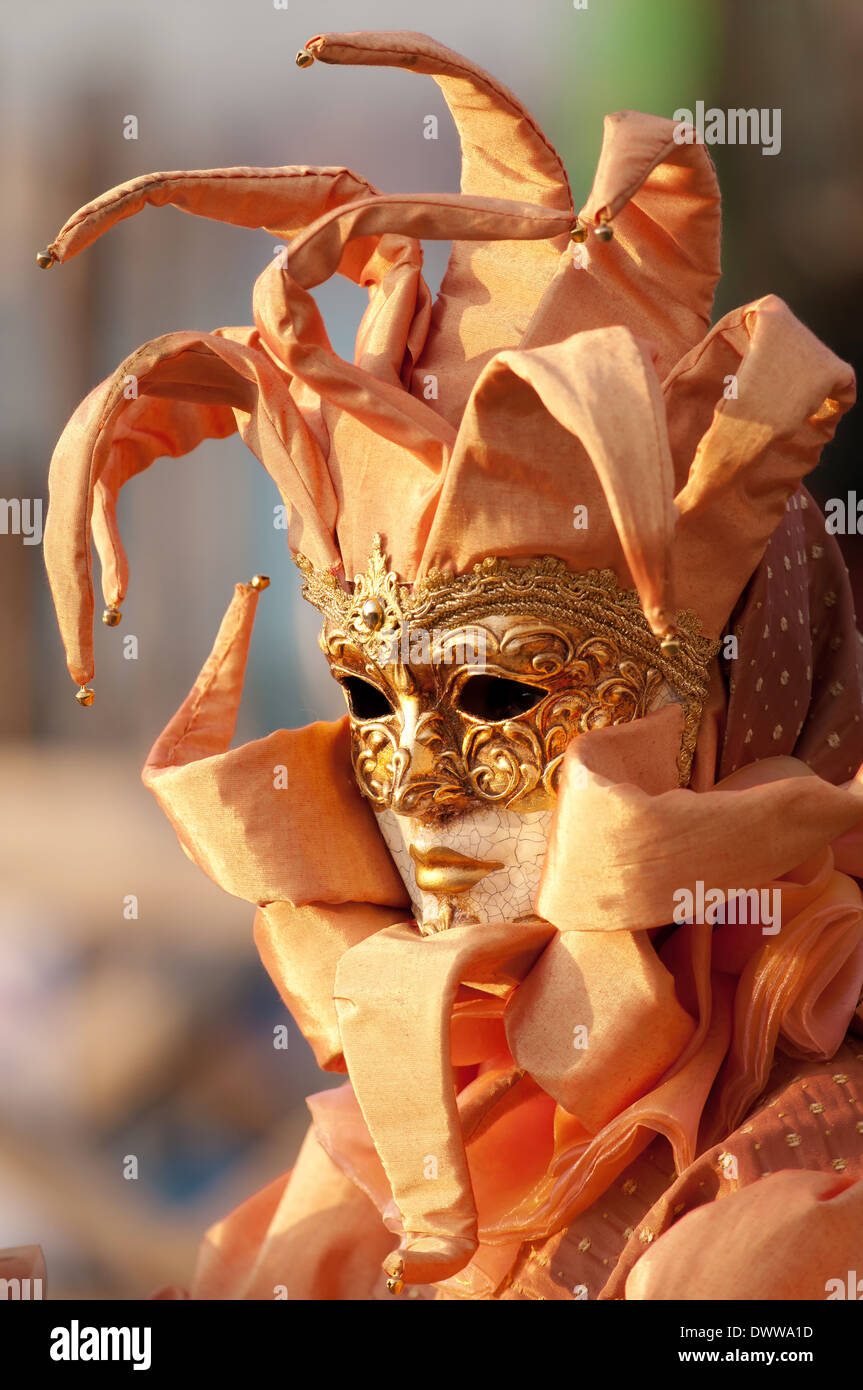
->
[594, 210, 614, 243]
[102, 608, 122, 627]
[250, 574, 271, 590]
[569, 220, 588, 244]
[660, 629, 681, 655]
[36, 249, 56, 268]
[386, 1256, 405, 1295]
[75, 686, 95, 707]
[295, 49, 314, 67]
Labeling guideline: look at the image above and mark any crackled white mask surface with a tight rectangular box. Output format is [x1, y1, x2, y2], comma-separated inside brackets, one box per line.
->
[376, 804, 554, 933]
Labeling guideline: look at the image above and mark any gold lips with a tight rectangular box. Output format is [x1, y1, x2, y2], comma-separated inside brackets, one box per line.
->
[409, 844, 504, 894]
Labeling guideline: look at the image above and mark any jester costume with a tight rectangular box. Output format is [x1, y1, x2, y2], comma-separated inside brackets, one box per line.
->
[41, 31, 863, 1300]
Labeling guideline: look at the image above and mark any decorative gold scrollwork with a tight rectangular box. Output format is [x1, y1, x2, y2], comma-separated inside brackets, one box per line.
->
[299, 541, 721, 797]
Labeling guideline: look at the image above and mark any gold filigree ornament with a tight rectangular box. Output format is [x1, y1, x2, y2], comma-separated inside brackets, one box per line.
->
[299, 536, 408, 666]
[295, 537, 721, 795]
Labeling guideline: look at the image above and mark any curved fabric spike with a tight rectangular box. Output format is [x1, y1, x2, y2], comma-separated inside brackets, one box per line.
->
[521, 111, 721, 389]
[581, 111, 718, 241]
[286, 193, 571, 291]
[45, 329, 338, 687]
[669, 295, 856, 635]
[577, 111, 719, 367]
[304, 31, 574, 424]
[305, 32, 571, 207]
[145, 580, 263, 771]
[90, 332, 250, 609]
[419, 326, 678, 637]
[46, 165, 376, 265]
[43, 164, 434, 398]
[46, 372, 232, 688]
[274, 190, 566, 393]
[89, 324, 337, 607]
[255, 248, 452, 470]
[254, 192, 571, 469]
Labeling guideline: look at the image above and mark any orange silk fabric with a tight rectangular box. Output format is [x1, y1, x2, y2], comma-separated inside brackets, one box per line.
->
[136, 575, 863, 1299]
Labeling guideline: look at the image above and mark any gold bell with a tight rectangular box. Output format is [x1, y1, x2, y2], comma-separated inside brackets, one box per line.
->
[295, 49, 314, 67]
[250, 574, 270, 591]
[102, 607, 122, 627]
[660, 629, 681, 655]
[36, 249, 56, 269]
[385, 1255, 404, 1295]
[594, 211, 614, 243]
[75, 686, 95, 707]
[569, 220, 588, 244]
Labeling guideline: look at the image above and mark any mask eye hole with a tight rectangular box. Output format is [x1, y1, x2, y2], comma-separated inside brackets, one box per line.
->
[456, 674, 547, 721]
[340, 675, 394, 721]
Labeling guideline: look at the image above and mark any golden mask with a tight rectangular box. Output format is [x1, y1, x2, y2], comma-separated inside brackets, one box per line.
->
[297, 539, 719, 934]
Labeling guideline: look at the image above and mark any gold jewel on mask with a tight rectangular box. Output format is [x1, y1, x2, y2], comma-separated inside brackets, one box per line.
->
[297, 536, 408, 666]
[295, 538, 720, 796]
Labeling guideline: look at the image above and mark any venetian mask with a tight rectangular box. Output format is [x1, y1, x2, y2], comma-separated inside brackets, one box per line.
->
[299, 538, 716, 935]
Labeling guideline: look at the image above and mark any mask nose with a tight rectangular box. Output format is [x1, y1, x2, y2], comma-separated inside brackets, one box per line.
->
[389, 701, 475, 820]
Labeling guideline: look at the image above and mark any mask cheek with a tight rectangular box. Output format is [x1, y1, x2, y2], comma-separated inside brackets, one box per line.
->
[457, 835, 548, 923]
[373, 808, 423, 913]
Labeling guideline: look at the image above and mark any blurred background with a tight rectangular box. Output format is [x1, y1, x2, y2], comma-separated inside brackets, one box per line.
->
[0, 0, 861, 1297]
